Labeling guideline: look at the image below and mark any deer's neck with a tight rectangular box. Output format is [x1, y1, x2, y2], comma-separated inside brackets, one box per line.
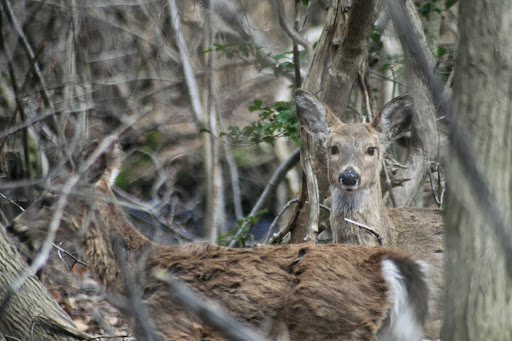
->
[330, 182, 394, 246]
[80, 182, 153, 296]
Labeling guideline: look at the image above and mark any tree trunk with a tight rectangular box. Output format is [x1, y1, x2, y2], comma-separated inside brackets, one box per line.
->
[0, 227, 87, 341]
[442, 1, 512, 339]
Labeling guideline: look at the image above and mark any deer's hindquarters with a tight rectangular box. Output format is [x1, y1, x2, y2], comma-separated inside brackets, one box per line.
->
[378, 257, 429, 341]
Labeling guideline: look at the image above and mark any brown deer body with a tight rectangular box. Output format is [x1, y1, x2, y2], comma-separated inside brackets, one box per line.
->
[8, 143, 429, 341]
[296, 89, 444, 338]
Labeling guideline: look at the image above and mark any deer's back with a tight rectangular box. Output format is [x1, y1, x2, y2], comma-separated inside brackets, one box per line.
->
[142, 243, 399, 340]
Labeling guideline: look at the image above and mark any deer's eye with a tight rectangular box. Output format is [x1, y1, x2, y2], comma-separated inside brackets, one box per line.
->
[40, 196, 55, 208]
[330, 146, 339, 155]
[367, 147, 377, 156]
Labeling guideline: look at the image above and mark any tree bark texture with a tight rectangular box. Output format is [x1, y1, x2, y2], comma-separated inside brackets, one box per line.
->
[0, 227, 85, 341]
[442, 1, 512, 339]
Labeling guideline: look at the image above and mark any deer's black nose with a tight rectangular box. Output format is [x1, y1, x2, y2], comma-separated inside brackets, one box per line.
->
[340, 168, 360, 186]
[6, 222, 14, 233]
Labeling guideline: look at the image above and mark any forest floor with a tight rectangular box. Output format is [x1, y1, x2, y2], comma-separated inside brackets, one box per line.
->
[43, 251, 132, 340]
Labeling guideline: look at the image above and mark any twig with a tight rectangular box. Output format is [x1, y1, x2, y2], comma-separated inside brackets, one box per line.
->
[218, 107, 243, 221]
[52, 242, 88, 269]
[369, 70, 406, 86]
[0, 192, 25, 212]
[167, 0, 203, 124]
[344, 218, 384, 246]
[85, 335, 129, 341]
[271, 0, 313, 64]
[382, 158, 397, 207]
[154, 270, 265, 341]
[292, 0, 302, 88]
[0, 107, 93, 141]
[264, 199, 299, 244]
[228, 148, 300, 247]
[20, 41, 46, 91]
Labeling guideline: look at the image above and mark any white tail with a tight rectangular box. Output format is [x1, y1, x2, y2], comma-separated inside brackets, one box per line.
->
[8, 142, 429, 340]
[296, 88, 444, 338]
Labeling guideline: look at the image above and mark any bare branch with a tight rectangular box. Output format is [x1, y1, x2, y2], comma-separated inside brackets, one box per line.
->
[167, 0, 203, 124]
[265, 198, 299, 244]
[344, 218, 384, 246]
[271, 0, 313, 65]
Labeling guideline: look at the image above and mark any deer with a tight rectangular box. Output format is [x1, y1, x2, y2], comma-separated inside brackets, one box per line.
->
[7, 141, 430, 341]
[295, 88, 444, 338]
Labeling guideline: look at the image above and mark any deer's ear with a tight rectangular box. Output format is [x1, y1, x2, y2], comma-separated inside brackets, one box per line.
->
[295, 89, 332, 144]
[371, 95, 413, 149]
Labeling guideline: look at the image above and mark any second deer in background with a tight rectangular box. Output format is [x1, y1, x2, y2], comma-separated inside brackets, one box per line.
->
[296, 88, 444, 339]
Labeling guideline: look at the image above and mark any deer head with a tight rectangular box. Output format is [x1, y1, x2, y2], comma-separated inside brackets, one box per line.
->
[296, 88, 412, 194]
[8, 141, 122, 243]
[296, 89, 414, 245]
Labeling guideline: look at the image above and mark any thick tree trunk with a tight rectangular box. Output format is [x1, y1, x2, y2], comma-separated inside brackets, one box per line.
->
[0, 227, 87, 341]
[442, 1, 512, 339]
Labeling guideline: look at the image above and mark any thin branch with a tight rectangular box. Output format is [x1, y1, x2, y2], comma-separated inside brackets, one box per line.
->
[271, 0, 313, 65]
[382, 158, 397, 207]
[265, 199, 299, 244]
[167, 0, 203, 124]
[52, 242, 88, 269]
[154, 270, 265, 341]
[344, 218, 384, 245]
[292, 0, 302, 88]
[218, 110, 243, 221]
[0, 107, 94, 141]
[229, 148, 300, 247]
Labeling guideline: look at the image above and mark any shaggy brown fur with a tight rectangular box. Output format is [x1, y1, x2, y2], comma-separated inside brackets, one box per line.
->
[8, 144, 428, 341]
